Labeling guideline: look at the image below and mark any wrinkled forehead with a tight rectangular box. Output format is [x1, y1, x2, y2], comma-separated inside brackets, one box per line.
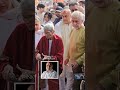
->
[72, 17, 82, 23]
[61, 11, 71, 16]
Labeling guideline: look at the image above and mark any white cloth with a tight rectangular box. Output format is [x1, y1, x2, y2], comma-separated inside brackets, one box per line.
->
[37, 12, 45, 24]
[48, 40, 52, 55]
[41, 70, 57, 79]
[35, 28, 44, 49]
[42, 20, 54, 27]
[55, 21, 73, 90]
[55, 20, 73, 60]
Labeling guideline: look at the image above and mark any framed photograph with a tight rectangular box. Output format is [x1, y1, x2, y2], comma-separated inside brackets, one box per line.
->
[41, 61, 59, 79]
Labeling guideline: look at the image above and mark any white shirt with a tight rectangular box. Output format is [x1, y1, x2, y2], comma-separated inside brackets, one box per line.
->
[48, 40, 52, 55]
[35, 28, 44, 49]
[55, 20, 73, 60]
[42, 20, 54, 27]
[41, 70, 57, 79]
[37, 12, 45, 25]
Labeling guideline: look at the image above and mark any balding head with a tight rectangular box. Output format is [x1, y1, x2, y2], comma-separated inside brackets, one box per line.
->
[61, 9, 71, 24]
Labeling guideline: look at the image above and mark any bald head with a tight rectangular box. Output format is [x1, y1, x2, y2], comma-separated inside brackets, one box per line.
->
[61, 9, 71, 24]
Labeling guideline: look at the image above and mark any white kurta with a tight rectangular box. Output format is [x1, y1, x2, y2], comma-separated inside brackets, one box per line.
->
[55, 20, 73, 60]
[35, 28, 44, 49]
[37, 12, 45, 25]
[41, 70, 57, 79]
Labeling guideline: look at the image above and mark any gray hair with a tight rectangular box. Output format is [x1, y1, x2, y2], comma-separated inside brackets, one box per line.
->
[44, 23, 54, 31]
[71, 11, 85, 22]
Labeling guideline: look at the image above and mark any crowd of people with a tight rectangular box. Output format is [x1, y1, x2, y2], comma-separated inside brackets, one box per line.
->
[1, 0, 120, 90]
[35, 0, 85, 90]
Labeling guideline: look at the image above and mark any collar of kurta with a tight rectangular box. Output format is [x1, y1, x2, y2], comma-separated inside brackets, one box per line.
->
[46, 69, 54, 72]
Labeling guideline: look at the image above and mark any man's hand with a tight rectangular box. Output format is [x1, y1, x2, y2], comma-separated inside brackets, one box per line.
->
[2, 64, 13, 80]
[42, 53, 51, 60]
[64, 59, 69, 65]
[36, 53, 41, 60]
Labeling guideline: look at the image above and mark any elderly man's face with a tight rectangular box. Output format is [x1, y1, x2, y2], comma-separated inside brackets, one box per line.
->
[0, 0, 11, 14]
[46, 62, 53, 71]
[90, 0, 113, 8]
[62, 13, 71, 24]
[72, 17, 83, 29]
[44, 29, 54, 39]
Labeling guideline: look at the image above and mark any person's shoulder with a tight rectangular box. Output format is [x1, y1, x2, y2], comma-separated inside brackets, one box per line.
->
[52, 70, 57, 74]
[55, 20, 62, 27]
[77, 26, 85, 36]
[40, 35, 46, 40]
[81, 26, 85, 32]
[80, 26, 85, 34]
[41, 71, 47, 78]
[54, 34, 62, 40]
[53, 70, 57, 73]
[42, 71, 48, 74]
